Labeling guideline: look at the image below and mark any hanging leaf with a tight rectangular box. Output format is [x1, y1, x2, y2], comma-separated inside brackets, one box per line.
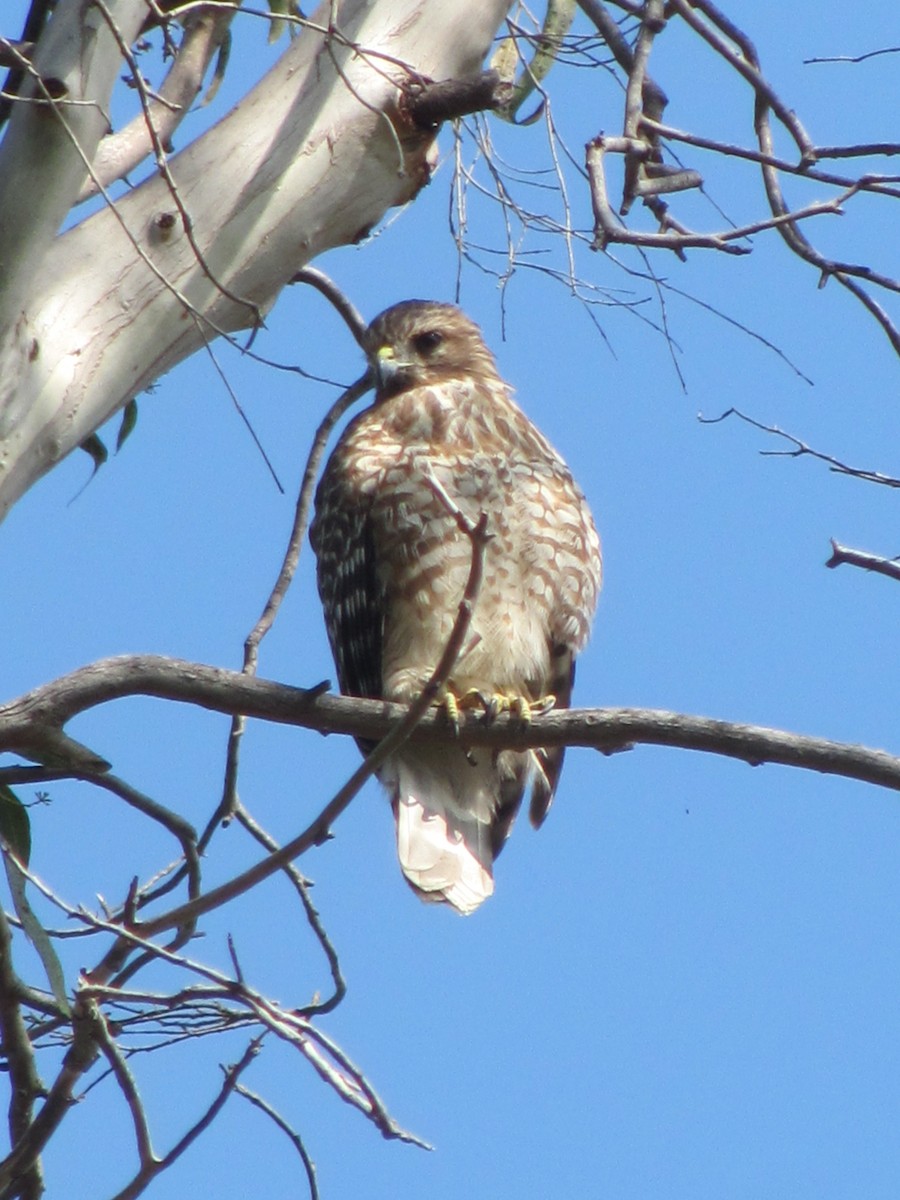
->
[0, 785, 30, 866]
[267, 0, 299, 44]
[79, 433, 108, 474]
[203, 29, 231, 107]
[493, 0, 576, 125]
[116, 398, 138, 452]
[0, 789, 68, 1014]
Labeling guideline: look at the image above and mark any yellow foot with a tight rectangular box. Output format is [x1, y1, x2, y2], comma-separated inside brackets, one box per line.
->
[487, 693, 555, 723]
[436, 687, 486, 735]
[436, 687, 556, 733]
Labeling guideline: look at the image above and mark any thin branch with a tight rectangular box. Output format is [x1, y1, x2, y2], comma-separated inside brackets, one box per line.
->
[231, 800, 346, 1016]
[575, 0, 668, 120]
[235, 1085, 319, 1200]
[0, 993, 103, 1197]
[666, 0, 900, 355]
[94, 1014, 156, 1169]
[804, 47, 900, 66]
[215, 370, 370, 830]
[0, 907, 44, 1200]
[109, 1039, 261, 1200]
[620, 0, 665, 213]
[700, 407, 900, 488]
[587, 135, 858, 253]
[82, 772, 203, 900]
[639, 116, 900, 199]
[668, 0, 816, 162]
[292, 269, 369, 343]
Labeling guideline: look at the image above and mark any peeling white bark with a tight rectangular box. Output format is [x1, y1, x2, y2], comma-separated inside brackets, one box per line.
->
[0, 0, 509, 520]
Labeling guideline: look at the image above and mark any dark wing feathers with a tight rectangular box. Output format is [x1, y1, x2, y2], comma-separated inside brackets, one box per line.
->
[528, 646, 576, 829]
[311, 476, 384, 702]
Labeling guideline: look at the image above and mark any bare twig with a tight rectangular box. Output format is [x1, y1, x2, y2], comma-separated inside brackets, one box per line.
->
[639, 117, 900, 199]
[0, 992, 103, 1196]
[232, 801, 346, 1016]
[667, 0, 816, 161]
[215, 370, 370, 830]
[700, 407, 900, 488]
[235, 1085, 319, 1200]
[620, 0, 665, 213]
[94, 1014, 156, 1169]
[804, 47, 900, 66]
[245, 997, 430, 1147]
[292, 269, 369, 343]
[83, 773, 202, 903]
[0, 907, 44, 1200]
[588, 136, 859, 253]
[109, 1039, 262, 1200]
[666, 0, 900, 355]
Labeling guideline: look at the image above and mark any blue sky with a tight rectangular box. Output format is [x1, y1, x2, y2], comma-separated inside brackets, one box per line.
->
[3, 2, 900, 1197]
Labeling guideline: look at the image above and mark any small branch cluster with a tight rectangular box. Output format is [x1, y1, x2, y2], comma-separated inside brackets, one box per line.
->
[446, 2, 899, 357]
[577, 0, 900, 352]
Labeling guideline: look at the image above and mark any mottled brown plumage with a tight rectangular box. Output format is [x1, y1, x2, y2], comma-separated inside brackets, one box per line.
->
[311, 301, 601, 913]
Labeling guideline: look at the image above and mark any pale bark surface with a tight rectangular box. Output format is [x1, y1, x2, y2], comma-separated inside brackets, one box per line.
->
[0, 0, 509, 519]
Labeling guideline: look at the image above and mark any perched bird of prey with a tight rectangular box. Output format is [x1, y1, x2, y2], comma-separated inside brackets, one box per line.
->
[311, 301, 601, 914]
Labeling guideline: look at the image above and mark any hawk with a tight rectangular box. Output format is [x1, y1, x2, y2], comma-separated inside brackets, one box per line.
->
[311, 301, 601, 914]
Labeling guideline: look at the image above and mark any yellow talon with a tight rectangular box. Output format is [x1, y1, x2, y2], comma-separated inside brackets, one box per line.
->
[435, 688, 557, 733]
[441, 689, 461, 735]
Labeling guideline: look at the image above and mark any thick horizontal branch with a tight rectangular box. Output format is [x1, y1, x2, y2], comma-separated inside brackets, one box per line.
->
[826, 540, 900, 583]
[2, 655, 900, 796]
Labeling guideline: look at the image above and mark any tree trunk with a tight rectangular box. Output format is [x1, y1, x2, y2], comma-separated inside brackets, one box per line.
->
[0, 0, 509, 520]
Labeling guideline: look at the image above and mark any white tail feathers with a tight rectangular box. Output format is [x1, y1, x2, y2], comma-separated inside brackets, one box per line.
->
[392, 760, 496, 915]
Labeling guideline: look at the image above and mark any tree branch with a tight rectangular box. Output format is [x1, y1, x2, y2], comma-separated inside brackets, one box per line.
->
[2, 655, 900, 796]
[235, 1085, 319, 1200]
[0, 907, 44, 1200]
[403, 69, 511, 128]
[826, 541, 900, 584]
[700, 407, 900, 488]
[0, 0, 511, 519]
[78, 5, 240, 201]
[0, 991, 103, 1197]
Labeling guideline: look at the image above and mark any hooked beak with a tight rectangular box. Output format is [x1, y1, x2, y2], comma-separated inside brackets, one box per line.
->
[372, 344, 403, 392]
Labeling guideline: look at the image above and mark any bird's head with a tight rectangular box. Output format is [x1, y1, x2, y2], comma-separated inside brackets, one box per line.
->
[363, 300, 500, 399]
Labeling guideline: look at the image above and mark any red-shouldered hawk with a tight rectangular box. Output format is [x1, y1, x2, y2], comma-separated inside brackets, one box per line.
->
[311, 301, 601, 914]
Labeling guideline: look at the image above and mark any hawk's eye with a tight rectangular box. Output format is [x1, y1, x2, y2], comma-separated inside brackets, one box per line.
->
[411, 329, 444, 356]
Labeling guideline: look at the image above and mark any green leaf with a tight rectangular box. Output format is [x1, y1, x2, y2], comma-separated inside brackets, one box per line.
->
[267, 0, 293, 44]
[116, 398, 138, 452]
[0, 792, 69, 1014]
[0, 785, 30, 865]
[79, 433, 108, 475]
[492, 0, 576, 125]
[203, 29, 231, 107]
[4, 856, 70, 1016]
